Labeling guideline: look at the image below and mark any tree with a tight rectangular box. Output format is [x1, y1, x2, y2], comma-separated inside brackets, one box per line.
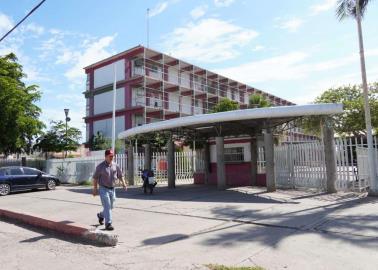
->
[301, 83, 378, 136]
[336, 0, 377, 192]
[88, 131, 125, 153]
[248, 94, 271, 108]
[0, 53, 44, 155]
[34, 120, 82, 158]
[132, 132, 170, 151]
[211, 98, 239, 113]
[88, 132, 108, 151]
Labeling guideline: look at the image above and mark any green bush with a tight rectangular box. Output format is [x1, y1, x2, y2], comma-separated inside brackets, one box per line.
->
[79, 179, 92, 186]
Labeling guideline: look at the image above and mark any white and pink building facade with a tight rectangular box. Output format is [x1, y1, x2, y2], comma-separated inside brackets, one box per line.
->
[84, 45, 315, 186]
[83, 45, 308, 140]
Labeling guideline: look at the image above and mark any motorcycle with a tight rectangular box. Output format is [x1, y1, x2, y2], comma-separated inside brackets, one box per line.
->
[141, 169, 157, 194]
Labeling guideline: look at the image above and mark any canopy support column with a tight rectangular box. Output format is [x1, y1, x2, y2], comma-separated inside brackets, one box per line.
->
[204, 141, 210, 185]
[216, 136, 226, 189]
[250, 136, 258, 186]
[127, 143, 134, 185]
[144, 143, 151, 170]
[264, 128, 276, 192]
[167, 136, 175, 188]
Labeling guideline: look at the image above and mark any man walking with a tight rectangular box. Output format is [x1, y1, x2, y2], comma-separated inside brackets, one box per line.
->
[92, 149, 127, 230]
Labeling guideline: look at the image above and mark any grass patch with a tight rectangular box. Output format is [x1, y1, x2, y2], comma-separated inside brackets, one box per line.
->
[205, 265, 265, 270]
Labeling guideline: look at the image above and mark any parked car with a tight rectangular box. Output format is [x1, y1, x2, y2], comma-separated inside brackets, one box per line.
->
[0, 166, 60, 196]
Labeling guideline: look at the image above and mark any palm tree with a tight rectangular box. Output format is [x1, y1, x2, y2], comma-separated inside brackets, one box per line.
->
[336, 0, 377, 193]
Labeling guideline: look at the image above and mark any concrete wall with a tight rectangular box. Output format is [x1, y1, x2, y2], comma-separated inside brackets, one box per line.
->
[94, 60, 125, 88]
[94, 88, 125, 115]
[93, 116, 125, 138]
[168, 67, 179, 84]
[194, 164, 266, 187]
[169, 92, 180, 112]
[182, 96, 192, 114]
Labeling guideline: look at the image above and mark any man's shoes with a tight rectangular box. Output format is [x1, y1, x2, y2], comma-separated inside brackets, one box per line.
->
[105, 223, 114, 231]
[97, 213, 104, 225]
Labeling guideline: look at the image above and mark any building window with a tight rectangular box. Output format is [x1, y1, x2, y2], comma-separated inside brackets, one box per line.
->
[224, 147, 244, 162]
[86, 74, 90, 91]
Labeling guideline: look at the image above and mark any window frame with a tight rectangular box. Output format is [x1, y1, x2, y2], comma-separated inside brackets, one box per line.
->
[224, 147, 244, 163]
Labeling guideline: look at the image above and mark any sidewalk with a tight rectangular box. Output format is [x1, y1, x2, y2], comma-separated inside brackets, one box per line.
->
[1, 184, 377, 269]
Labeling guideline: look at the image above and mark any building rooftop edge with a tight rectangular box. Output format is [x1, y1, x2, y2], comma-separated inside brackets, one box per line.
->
[84, 45, 296, 105]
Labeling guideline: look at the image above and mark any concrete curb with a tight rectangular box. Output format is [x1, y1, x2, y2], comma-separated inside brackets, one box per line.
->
[0, 209, 118, 246]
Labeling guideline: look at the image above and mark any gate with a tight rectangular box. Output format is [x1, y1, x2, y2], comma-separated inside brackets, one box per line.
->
[274, 137, 377, 192]
[275, 141, 326, 190]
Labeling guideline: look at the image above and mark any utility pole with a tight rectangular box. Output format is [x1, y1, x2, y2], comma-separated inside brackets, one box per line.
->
[64, 108, 70, 158]
[112, 64, 117, 152]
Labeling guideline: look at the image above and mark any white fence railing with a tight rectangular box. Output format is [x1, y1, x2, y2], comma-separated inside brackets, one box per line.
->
[39, 136, 378, 192]
[274, 137, 377, 192]
[46, 151, 199, 185]
[275, 142, 326, 190]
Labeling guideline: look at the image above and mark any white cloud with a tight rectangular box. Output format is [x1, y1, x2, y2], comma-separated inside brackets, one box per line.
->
[0, 13, 13, 36]
[23, 23, 44, 36]
[149, 2, 169, 17]
[55, 49, 80, 65]
[310, 0, 338, 15]
[64, 35, 116, 83]
[214, 0, 235, 7]
[163, 18, 259, 63]
[56, 93, 85, 106]
[190, 5, 207, 20]
[41, 107, 86, 139]
[216, 52, 309, 83]
[252, 45, 265, 52]
[276, 17, 304, 32]
[215, 48, 378, 104]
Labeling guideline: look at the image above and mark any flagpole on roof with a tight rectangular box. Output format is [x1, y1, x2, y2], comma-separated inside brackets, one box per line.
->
[147, 8, 150, 48]
[111, 63, 117, 152]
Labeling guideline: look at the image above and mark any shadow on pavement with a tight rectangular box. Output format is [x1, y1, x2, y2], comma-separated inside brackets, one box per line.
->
[66, 184, 299, 205]
[202, 196, 378, 249]
[1, 217, 109, 248]
[65, 184, 377, 250]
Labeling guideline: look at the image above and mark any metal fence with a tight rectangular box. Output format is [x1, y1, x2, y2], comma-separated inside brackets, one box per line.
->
[6, 136, 376, 192]
[274, 137, 377, 192]
[275, 142, 326, 190]
[46, 151, 199, 185]
[0, 158, 46, 171]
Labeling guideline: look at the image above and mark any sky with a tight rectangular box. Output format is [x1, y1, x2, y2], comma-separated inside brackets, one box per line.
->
[1, 0, 377, 140]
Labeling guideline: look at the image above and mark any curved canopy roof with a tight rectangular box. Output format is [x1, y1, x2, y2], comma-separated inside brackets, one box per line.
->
[119, 103, 343, 140]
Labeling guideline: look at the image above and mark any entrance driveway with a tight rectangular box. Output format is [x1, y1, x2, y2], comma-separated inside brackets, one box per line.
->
[1, 184, 377, 269]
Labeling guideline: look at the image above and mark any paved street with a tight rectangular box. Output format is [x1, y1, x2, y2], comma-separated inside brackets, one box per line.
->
[1, 184, 377, 270]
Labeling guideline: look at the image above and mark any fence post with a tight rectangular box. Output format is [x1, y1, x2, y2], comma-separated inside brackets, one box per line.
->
[21, 157, 26, 167]
[322, 118, 337, 193]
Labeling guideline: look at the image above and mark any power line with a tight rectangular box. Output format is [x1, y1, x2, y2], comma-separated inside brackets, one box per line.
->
[0, 0, 46, 43]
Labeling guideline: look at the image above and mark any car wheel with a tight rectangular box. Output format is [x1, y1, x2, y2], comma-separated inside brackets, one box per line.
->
[46, 179, 56, 190]
[0, 183, 11, 196]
